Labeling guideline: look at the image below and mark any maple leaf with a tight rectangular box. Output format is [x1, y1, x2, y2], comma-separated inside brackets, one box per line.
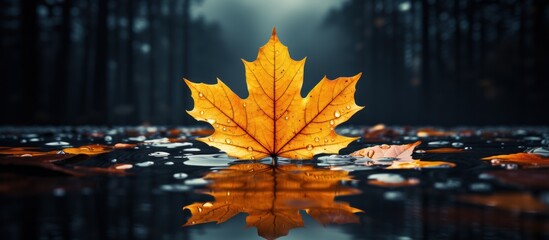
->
[183, 163, 363, 240]
[184, 28, 363, 160]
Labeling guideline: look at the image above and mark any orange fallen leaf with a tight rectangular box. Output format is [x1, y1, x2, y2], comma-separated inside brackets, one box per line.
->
[363, 124, 398, 139]
[367, 178, 420, 187]
[184, 28, 363, 160]
[0, 145, 121, 177]
[425, 148, 464, 153]
[350, 141, 421, 160]
[416, 128, 455, 137]
[62, 144, 113, 155]
[458, 193, 549, 214]
[0, 147, 53, 156]
[183, 163, 363, 239]
[113, 143, 137, 149]
[386, 160, 456, 169]
[482, 153, 549, 167]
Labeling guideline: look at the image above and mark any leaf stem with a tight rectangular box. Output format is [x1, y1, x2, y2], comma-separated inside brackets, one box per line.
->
[271, 155, 278, 166]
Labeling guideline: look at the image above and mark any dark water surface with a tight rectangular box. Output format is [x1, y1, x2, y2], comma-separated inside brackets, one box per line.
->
[1, 126, 548, 240]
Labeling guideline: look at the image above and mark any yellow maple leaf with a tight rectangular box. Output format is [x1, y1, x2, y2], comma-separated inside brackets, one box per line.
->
[184, 28, 363, 159]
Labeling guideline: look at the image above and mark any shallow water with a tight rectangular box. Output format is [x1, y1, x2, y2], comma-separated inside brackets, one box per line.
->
[0, 126, 548, 239]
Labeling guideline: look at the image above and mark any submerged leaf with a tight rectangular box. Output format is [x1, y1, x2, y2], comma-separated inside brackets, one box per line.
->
[184, 28, 363, 159]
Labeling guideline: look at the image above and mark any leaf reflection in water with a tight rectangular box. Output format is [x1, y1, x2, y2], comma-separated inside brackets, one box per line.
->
[182, 163, 363, 240]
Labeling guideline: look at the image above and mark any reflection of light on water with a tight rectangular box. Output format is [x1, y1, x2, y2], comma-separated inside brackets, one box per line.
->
[182, 163, 363, 240]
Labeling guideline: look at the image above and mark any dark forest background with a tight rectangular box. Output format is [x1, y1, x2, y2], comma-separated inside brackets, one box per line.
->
[1, 0, 548, 126]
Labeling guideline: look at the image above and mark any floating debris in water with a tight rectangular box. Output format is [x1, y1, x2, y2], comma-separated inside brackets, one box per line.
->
[388, 160, 455, 169]
[451, 142, 464, 147]
[160, 184, 190, 192]
[114, 143, 137, 149]
[148, 152, 170, 157]
[427, 141, 450, 146]
[317, 155, 355, 166]
[525, 147, 549, 157]
[469, 182, 491, 191]
[45, 141, 70, 146]
[184, 178, 210, 186]
[153, 142, 192, 148]
[368, 173, 405, 183]
[384, 191, 404, 200]
[183, 154, 235, 167]
[136, 161, 154, 167]
[173, 173, 189, 179]
[115, 164, 133, 170]
[367, 173, 420, 187]
[183, 148, 201, 152]
[434, 179, 461, 189]
[425, 148, 464, 153]
[164, 161, 174, 165]
[331, 165, 374, 172]
[129, 136, 147, 142]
